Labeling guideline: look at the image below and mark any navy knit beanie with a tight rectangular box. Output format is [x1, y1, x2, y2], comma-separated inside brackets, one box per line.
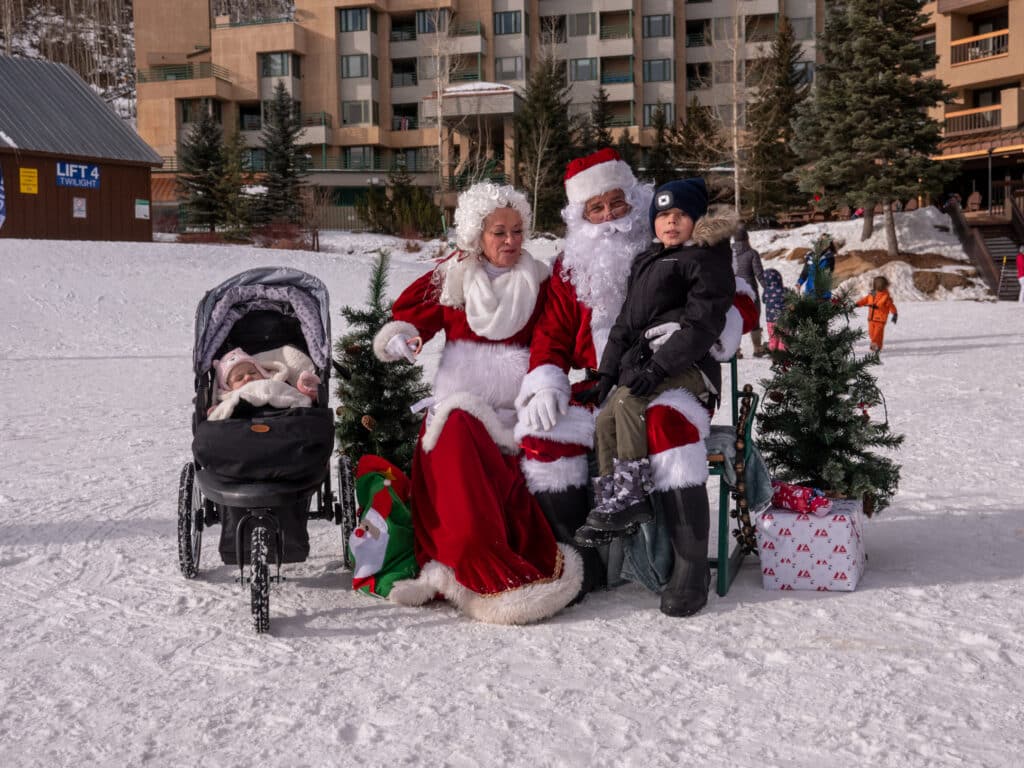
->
[650, 178, 708, 234]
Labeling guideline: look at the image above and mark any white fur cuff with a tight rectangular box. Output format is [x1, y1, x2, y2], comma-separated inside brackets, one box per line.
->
[373, 320, 419, 362]
[514, 404, 595, 446]
[710, 306, 743, 362]
[514, 364, 570, 410]
[521, 455, 589, 493]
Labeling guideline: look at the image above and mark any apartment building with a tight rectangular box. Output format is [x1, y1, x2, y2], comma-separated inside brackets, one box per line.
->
[930, 0, 1024, 213]
[134, 0, 822, 211]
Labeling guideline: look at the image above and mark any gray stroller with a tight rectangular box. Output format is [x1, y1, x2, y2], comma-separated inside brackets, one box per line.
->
[176, 267, 357, 633]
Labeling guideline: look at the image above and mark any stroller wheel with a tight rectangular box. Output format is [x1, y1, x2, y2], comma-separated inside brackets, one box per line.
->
[177, 462, 203, 579]
[250, 525, 271, 634]
[337, 455, 358, 570]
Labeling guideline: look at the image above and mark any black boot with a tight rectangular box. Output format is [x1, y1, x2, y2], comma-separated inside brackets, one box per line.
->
[656, 486, 711, 617]
[534, 487, 606, 599]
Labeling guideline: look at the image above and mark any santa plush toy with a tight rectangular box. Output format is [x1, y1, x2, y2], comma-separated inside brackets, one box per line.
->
[349, 455, 417, 599]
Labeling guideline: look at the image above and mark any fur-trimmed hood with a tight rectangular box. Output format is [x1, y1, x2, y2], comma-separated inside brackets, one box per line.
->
[690, 209, 740, 248]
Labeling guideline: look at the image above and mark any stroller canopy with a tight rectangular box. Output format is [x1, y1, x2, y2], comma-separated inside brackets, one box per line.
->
[193, 267, 331, 374]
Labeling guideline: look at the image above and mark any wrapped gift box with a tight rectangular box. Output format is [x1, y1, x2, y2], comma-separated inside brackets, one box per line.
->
[756, 499, 866, 591]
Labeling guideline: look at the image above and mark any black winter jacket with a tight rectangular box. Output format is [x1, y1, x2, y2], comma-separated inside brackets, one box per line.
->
[598, 217, 736, 399]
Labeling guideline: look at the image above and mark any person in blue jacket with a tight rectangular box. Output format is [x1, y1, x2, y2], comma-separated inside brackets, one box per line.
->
[797, 233, 837, 298]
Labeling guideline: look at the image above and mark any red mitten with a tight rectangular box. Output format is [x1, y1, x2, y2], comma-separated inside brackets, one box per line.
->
[771, 481, 832, 517]
[297, 370, 320, 401]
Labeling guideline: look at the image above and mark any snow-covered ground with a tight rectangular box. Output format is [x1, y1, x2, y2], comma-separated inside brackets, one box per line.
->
[1, 221, 1022, 768]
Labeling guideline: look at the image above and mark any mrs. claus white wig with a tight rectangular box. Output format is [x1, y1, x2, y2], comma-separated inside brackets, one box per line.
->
[453, 181, 533, 255]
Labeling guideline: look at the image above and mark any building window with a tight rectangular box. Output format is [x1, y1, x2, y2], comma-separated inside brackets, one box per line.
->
[245, 148, 266, 171]
[341, 54, 369, 78]
[259, 53, 290, 77]
[714, 60, 742, 84]
[342, 100, 371, 125]
[239, 103, 261, 131]
[713, 17, 737, 42]
[643, 103, 674, 127]
[794, 61, 814, 86]
[686, 20, 710, 47]
[496, 56, 524, 81]
[541, 15, 566, 44]
[643, 15, 672, 38]
[180, 98, 221, 124]
[416, 9, 448, 34]
[789, 17, 814, 40]
[643, 59, 672, 82]
[568, 13, 595, 37]
[494, 11, 522, 35]
[345, 146, 375, 169]
[686, 63, 711, 90]
[338, 8, 368, 32]
[570, 58, 597, 81]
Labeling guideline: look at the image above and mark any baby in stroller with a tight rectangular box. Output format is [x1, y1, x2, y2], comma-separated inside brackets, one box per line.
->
[179, 268, 342, 632]
[207, 345, 321, 420]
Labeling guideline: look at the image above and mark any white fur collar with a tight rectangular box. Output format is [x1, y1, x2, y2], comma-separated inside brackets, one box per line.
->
[439, 250, 547, 340]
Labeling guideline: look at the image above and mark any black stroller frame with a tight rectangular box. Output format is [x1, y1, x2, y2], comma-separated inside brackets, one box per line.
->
[176, 267, 357, 633]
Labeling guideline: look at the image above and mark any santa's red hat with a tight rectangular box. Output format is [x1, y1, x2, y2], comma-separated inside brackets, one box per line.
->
[563, 148, 638, 205]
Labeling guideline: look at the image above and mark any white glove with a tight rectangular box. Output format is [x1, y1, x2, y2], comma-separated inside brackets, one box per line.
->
[524, 387, 569, 432]
[645, 321, 681, 352]
[385, 333, 419, 363]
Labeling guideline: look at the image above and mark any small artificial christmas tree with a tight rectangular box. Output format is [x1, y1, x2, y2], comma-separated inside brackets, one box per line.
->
[334, 250, 430, 475]
[758, 272, 903, 514]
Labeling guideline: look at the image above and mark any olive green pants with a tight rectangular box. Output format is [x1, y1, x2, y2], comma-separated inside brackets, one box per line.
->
[594, 367, 707, 476]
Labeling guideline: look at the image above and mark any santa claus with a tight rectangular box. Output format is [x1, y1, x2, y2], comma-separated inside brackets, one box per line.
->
[513, 148, 757, 609]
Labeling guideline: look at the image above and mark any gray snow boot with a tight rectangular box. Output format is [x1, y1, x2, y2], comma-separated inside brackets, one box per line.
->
[574, 458, 655, 547]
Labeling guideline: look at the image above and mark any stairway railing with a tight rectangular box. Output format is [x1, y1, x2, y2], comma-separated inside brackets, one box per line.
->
[946, 200, 1000, 294]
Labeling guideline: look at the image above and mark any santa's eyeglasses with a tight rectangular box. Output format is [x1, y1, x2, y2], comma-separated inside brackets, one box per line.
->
[583, 198, 631, 222]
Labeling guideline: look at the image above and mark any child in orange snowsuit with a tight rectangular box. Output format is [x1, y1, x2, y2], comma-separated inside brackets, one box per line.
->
[856, 276, 898, 352]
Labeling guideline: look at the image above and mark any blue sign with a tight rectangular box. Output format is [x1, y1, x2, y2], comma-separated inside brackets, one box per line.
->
[56, 162, 100, 189]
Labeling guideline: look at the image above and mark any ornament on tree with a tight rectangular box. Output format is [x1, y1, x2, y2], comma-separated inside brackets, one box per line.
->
[361, 414, 377, 431]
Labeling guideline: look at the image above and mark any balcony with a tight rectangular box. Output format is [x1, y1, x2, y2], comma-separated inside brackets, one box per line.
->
[391, 115, 420, 130]
[601, 72, 633, 84]
[213, 15, 292, 29]
[297, 111, 331, 144]
[390, 25, 416, 42]
[951, 30, 1009, 66]
[138, 63, 231, 83]
[392, 71, 419, 88]
[944, 104, 1001, 135]
[599, 24, 631, 40]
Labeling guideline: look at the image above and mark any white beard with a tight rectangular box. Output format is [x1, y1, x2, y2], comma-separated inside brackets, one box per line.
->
[560, 185, 654, 329]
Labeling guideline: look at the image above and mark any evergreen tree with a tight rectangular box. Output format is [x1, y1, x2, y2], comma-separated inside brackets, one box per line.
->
[642, 103, 675, 187]
[670, 97, 728, 175]
[259, 80, 307, 224]
[177, 110, 224, 232]
[334, 250, 430, 474]
[758, 273, 903, 514]
[217, 130, 252, 238]
[515, 56, 576, 231]
[590, 86, 614, 150]
[615, 129, 641, 169]
[745, 19, 809, 216]
[389, 163, 443, 238]
[793, 0, 953, 255]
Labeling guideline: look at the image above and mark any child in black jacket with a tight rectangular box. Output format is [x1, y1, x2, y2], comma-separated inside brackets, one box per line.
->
[574, 177, 736, 616]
